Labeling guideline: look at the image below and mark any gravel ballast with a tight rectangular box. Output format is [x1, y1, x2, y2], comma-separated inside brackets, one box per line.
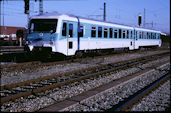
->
[1, 58, 169, 112]
[131, 80, 170, 111]
[62, 64, 170, 111]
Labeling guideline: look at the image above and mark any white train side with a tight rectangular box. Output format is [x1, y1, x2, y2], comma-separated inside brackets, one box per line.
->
[26, 13, 162, 56]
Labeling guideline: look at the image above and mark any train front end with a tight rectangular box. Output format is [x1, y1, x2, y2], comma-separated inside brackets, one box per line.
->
[25, 18, 58, 56]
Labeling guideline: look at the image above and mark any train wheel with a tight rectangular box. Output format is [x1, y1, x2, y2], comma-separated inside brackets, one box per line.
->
[97, 50, 102, 56]
[75, 51, 83, 58]
[124, 48, 129, 53]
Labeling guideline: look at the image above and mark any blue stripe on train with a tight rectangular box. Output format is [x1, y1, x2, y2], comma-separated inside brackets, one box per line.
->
[27, 33, 58, 41]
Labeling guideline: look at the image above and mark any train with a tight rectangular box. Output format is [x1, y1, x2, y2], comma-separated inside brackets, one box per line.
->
[25, 12, 162, 57]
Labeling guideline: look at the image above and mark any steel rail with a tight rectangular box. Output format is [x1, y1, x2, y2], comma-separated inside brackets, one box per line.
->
[106, 72, 170, 111]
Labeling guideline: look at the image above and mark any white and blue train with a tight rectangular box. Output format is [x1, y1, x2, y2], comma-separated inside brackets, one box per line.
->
[25, 13, 162, 56]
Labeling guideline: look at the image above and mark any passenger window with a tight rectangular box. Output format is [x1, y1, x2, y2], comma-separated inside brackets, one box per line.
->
[139, 31, 141, 39]
[109, 28, 113, 38]
[149, 33, 151, 39]
[136, 31, 138, 40]
[114, 29, 117, 38]
[98, 27, 102, 38]
[62, 23, 67, 36]
[154, 33, 156, 39]
[130, 31, 132, 39]
[79, 25, 84, 37]
[142, 32, 144, 39]
[104, 28, 108, 38]
[123, 30, 125, 38]
[119, 29, 121, 38]
[127, 30, 129, 39]
[91, 26, 96, 37]
[158, 33, 160, 39]
[143, 32, 146, 39]
[69, 24, 73, 38]
[147, 32, 149, 39]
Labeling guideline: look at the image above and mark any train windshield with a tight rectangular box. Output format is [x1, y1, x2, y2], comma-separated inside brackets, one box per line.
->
[29, 19, 57, 33]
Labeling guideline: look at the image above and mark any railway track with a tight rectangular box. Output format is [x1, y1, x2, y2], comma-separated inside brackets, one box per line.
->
[0, 48, 168, 72]
[39, 60, 170, 112]
[0, 60, 67, 73]
[106, 72, 170, 111]
[0, 46, 24, 54]
[0, 52, 169, 105]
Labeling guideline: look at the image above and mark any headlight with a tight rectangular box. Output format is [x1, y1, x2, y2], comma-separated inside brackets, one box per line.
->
[26, 41, 29, 45]
[50, 41, 53, 45]
[27, 40, 32, 44]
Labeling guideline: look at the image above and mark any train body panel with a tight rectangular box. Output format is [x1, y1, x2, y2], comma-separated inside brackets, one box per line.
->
[26, 13, 162, 56]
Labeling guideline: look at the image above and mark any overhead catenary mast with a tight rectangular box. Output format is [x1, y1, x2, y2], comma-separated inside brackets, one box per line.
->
[39, 0, 43, 14]
[34, 0, 43, 14]
[87, 2, 106, 21]
[103, 2, 106, 21]
[143, 8, 146, 27]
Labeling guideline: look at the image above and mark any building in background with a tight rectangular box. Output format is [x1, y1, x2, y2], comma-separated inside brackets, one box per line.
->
[0, 26, 26, 46]
[0, 26, 26, 40]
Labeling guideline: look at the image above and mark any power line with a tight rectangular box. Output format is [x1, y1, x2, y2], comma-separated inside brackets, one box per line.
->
[0, 13, 26, 16]
[3, 10, 25, 14]
[4, 6, 24, 11]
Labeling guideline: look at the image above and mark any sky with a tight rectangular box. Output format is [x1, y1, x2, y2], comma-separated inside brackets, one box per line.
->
[0, 0, 170, 35]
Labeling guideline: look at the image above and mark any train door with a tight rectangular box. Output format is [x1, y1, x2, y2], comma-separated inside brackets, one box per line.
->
[130, 30, 135, 50]
[67, 22, 75, 55]
[134, 30, 139, 49]
[132, 29, 138, 49]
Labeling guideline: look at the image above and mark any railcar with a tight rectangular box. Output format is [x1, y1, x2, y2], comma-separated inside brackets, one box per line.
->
[25, 13, 162, 56]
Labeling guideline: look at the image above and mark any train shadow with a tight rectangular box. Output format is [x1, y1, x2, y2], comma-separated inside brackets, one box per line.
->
[0, 47, 161, 64]
[0, 52, 67, 63]
[0, 48, 132, 64]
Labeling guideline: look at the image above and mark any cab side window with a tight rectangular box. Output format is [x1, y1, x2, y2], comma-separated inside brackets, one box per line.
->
[62, 23, 67, 36]
[69, 23, 73, 38]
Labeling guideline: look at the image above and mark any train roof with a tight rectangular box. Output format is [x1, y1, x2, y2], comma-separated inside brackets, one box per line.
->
[31, 12, 161, 33]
